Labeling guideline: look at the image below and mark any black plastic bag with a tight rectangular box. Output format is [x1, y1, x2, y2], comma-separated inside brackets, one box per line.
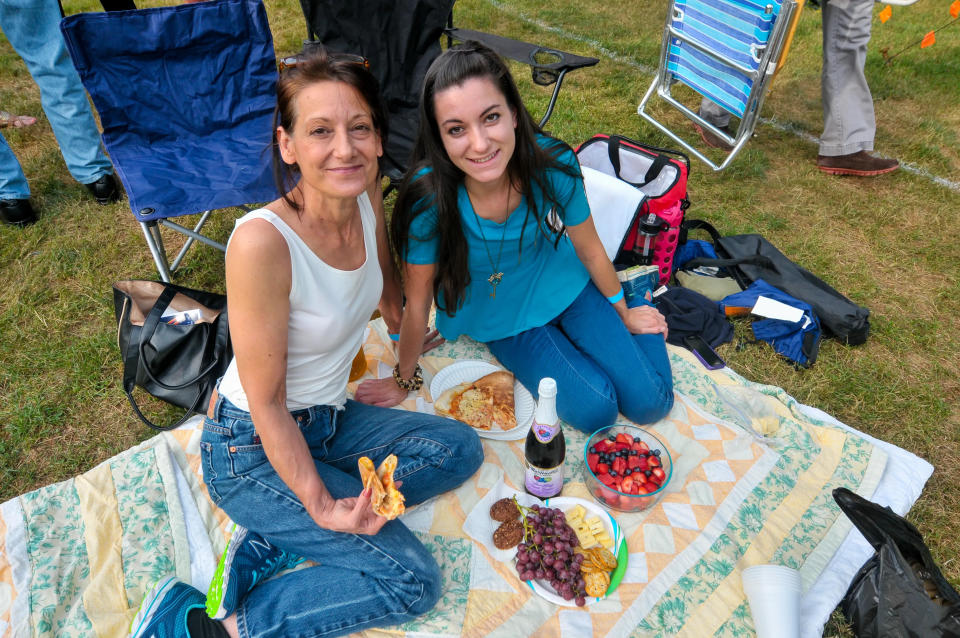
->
[834, 487, 960, 637]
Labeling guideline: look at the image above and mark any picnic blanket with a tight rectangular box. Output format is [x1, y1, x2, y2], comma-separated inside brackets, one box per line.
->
[0, 319, 932, 638]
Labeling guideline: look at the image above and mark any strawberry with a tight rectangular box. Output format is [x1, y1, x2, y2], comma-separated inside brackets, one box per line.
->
[587, 453, 599, 471]
[612, 457, 626, 475]
[634, 441, 650, 454]
[652, 467, 666, 481]
[616, 433, 633, 445]
[597, 472, 615, 487]
[628, 456, 641, 470]
[621, 474, 635, 494]
[596, 462, 609, 475]
[644, 481, 659, 493]
[595, 440, 614, 454]
[648, 456, 661, 468]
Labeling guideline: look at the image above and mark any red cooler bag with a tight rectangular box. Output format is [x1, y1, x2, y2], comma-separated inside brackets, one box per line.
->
[576, 134, 690, 283]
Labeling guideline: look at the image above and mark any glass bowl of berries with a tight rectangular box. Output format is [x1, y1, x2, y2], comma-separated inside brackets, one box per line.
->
[583, 424, 673, 512]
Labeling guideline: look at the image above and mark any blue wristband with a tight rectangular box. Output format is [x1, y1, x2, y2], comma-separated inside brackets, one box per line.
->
[606, 289, 625, 304]
[389, 333, 400, 342]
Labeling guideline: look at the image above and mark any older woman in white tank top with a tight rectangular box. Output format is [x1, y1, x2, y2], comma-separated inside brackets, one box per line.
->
[129, 50, 483, 638]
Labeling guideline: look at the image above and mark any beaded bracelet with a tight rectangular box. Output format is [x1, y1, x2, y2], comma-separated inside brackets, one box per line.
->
[393, 363, 424, 392]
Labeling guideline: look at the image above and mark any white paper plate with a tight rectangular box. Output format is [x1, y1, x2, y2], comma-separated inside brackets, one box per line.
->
[429, 360, 532, 440]
[526, 496, 627, 606]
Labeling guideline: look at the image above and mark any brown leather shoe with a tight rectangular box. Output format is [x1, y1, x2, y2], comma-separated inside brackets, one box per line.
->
[693, 123, 734, 151]
[817, 151, 899, 177]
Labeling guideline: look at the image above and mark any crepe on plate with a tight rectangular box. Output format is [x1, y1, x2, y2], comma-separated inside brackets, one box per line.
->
[358, 454, 405, 519]
[434, 370, 516, 430]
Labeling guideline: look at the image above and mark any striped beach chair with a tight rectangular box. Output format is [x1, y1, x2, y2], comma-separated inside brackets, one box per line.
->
[638, 0, 804, 170]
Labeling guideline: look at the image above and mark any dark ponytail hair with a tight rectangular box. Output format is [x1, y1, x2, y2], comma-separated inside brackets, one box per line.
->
[391, 41, 579, 316]
[272, 47, 389, 215]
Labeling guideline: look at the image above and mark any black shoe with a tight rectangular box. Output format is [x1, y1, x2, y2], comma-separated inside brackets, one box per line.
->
[84, 173, 120, 204]
[0, 198, 37, 227]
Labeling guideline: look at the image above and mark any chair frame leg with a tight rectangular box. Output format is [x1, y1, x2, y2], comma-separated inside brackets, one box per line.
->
[141, 220, 174, 282]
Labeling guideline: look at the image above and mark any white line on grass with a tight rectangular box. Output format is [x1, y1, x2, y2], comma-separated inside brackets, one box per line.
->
[483, 0, 960, 193]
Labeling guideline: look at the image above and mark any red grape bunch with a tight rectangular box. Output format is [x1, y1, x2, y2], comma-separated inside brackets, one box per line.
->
[514, 502, 589, 606]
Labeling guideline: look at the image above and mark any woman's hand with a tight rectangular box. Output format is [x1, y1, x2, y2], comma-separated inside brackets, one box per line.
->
[418, 328, 445, 355]
[619, 304, 669, 338]
[311, 489, 388, 535]
[355, 376, 409, 407]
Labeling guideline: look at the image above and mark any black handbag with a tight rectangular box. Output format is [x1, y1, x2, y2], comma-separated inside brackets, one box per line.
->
[680, 219, 871, 345]
[113, 280, 232, 430]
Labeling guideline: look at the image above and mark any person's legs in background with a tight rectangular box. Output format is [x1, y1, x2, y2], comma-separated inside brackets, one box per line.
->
[0, 135, 36, 226]
[0, 0, 120, 214]
[817, 0, 898, 176]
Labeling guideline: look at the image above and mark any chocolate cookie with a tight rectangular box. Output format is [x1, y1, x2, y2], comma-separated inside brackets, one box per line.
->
[492, 519, 524, 550]
[489, 497, 519, 523]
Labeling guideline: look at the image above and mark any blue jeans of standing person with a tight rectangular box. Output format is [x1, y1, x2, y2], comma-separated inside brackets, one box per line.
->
[201, 394, 483, 638]
[0, 0, 113, 200]
[487, 281, 674, 432]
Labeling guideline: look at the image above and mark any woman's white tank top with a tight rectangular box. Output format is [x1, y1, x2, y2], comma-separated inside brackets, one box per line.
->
[217, 192, 382, 410]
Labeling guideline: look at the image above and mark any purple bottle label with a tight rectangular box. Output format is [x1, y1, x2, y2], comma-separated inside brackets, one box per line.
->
[525, 464, 563, 497]
[532, 421, 560, 444]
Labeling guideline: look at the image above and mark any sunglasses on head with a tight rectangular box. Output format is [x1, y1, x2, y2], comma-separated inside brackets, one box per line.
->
[278, 52, 370, 72]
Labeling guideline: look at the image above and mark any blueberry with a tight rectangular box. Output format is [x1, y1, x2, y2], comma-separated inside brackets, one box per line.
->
[645, 470, 652, 477]
[589, 446, 596, 454]
[608, 435, 616, 442]
[653, 449, 661, 457]
[609, 470, 617, 477]
[624, 469, 632, 476]
[633, 436, 641, 443]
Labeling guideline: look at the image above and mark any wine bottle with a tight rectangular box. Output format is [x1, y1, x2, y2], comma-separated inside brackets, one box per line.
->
[524, 377, 565, 499]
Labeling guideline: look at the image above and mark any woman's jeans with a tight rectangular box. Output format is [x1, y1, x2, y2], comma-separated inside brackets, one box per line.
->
[0, 0, 113, 200]
[201, 395, 483, 638]
[488, 281, 674, 432]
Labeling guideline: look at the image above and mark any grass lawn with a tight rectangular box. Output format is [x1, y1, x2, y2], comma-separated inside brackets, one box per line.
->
[1, 0, 958, 634]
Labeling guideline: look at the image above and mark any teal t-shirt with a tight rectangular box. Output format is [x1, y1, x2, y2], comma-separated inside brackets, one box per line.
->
[405, 137, 591, 342]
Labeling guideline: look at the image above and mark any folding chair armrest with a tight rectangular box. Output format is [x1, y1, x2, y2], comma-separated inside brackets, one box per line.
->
[445, 27, 598, 127]
[445, 27, 599, 79]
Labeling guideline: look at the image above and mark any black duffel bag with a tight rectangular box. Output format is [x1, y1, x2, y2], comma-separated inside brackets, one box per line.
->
[680, 220, 870, 345]
[113, 280, 232, 430]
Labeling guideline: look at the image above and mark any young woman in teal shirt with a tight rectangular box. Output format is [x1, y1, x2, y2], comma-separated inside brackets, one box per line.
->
[356, 42, 673, 432]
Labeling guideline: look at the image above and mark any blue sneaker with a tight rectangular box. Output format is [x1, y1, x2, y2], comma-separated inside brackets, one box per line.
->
[130, 576, 205, 637]
[206, 524, 304, 619]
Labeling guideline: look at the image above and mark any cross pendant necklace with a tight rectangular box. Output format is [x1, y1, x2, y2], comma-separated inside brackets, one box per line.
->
[469, 186, 512, 299]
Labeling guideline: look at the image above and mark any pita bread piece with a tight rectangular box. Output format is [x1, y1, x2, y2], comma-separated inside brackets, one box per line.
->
[358, 454, 405, 520]
[434, 370, 516, 431]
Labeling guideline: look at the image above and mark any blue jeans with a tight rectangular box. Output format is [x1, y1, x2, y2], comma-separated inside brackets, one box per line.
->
[201, 395, 483, 638]
[0, 0, 113, 199]
[487, 281, 674, 432]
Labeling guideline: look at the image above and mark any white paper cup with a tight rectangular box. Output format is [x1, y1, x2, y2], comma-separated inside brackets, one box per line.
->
[741, 564, 801, 638]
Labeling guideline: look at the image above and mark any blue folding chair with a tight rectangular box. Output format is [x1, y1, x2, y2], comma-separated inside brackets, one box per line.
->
[637, 0, 804, 170]
[61, 0, 278, 281]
